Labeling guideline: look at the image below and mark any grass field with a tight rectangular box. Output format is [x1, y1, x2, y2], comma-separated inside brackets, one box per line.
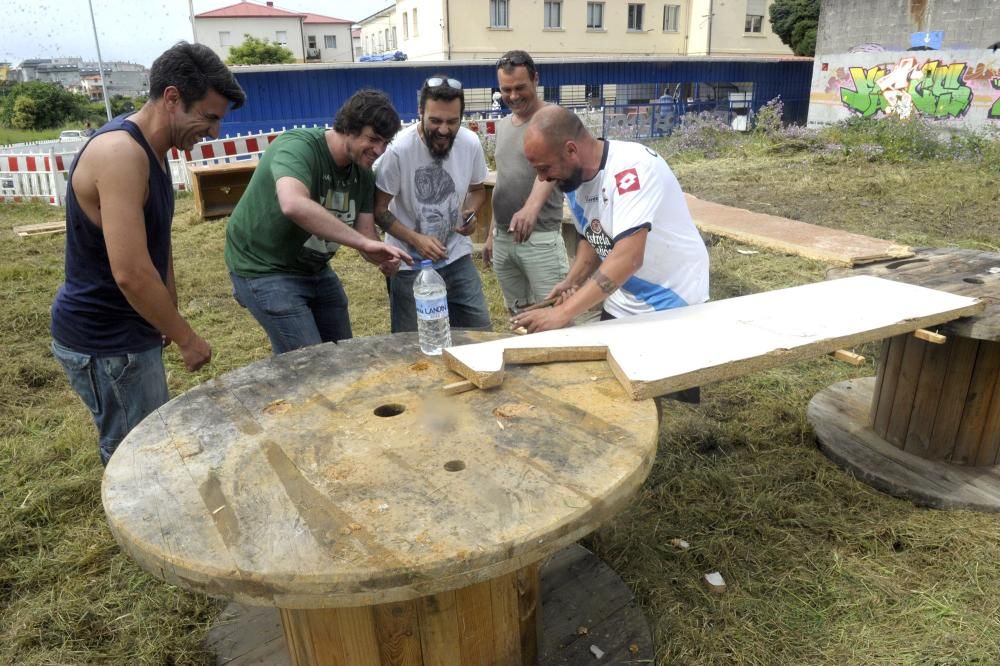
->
[0, 117, 998, 664]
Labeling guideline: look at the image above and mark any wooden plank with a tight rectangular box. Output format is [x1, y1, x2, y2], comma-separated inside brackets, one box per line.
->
[885, 335, 926, 448]
[448, 277, 984, 400]
[869, 339, 890, 428]
[12, 220, 66, 237]
[490, 571, 523, 666]
[976, 368, 1000, 467]
[902, 338, 952, 457]
[517, 564, 541, 666]
[951, 341, 1000, 466]
[455, 579, 497, 665]
[334, 606, 381, 666]
[831, 349, 866, 365]
[417, 590, 462, 666]
[872, 336, 906, 437]
[280, 608, 345, 666]
[374, 601, 424, 666]
[914, 328, 947, 344]
[686, 194, 912, 266]
[928, 337, 980, 461]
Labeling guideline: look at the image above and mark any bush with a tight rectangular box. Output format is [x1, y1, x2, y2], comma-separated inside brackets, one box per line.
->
[0, 81, 88, 130]
[662, 111, 741, 159]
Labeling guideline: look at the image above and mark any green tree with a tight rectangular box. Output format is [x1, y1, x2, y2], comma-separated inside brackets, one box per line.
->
[226, 34, 296, 65]
[769, 0, 819, 57]
[11, 96, 38, 130]
[0, 81, 87, 129]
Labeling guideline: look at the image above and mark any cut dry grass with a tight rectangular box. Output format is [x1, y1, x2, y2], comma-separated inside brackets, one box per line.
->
[1, 140, 998, 664]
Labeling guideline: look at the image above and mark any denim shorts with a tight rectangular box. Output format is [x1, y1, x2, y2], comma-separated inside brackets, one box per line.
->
[51, 340, 169, 465]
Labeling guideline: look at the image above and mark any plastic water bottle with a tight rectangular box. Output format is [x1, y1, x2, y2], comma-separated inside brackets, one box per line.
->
[413, 260, 452, 355]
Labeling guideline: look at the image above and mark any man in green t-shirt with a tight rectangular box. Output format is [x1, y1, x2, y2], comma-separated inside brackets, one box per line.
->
[225, 90, 411, 354]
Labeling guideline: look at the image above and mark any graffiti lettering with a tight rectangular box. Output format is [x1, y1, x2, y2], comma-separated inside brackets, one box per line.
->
[840, 58, 974, 120]
[840, 66, 888, 117]
[910, 61, 972, 118]
[990, 78, 1000, 120]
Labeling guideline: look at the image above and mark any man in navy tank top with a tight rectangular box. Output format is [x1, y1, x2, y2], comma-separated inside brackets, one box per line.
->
[50, 43, 245, 465]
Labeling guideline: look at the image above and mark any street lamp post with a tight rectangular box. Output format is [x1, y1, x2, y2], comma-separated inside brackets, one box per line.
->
[87, 0, 113, 121]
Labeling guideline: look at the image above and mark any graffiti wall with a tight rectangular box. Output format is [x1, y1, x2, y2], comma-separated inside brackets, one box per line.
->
[808, 49, 1000, 130]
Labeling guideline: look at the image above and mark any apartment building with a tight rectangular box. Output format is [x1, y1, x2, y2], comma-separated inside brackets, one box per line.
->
[358, 0, 792, 60]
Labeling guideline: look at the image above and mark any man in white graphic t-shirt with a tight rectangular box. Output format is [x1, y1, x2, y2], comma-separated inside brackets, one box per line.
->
[512, 104, 709, 401]
[374, 75, 492, 333]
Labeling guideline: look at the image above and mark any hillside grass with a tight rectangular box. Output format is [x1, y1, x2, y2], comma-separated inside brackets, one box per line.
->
[1, 116, 998, 664]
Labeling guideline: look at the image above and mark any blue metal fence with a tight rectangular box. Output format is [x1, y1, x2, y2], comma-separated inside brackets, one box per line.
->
[221, 57, 812, 137]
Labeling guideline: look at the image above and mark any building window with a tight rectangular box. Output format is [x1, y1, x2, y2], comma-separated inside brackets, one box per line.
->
[324, 35, 336, 49]
[544, 1, 562, 28]
[745, 0, 764, 32]
[413, 8, 419, 35]
[663, 4, 679, 31]
[490, 0, 509, 28]
[402, 12, 409, 39]
[391, 27, 397, 48]
[275, 30, 288, 45]
[586, 2, 604, 29]
[308, 36, 317, 48]
[219, 31, 231, 47]
[627, 4, 644, 31]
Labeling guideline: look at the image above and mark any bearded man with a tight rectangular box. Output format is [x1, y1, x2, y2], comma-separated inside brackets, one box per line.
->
[374, 75, 492, 333]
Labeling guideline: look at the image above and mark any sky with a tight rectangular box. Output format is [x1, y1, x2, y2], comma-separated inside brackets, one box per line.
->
[3, 0, 394, 67]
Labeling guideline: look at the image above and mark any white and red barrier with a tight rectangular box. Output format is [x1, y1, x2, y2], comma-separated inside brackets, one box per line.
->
[0, 110, 603, 207]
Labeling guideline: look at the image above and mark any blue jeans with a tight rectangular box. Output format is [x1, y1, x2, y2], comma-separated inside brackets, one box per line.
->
[389, 254, 493, 333]
[51, 340, 170, 466]
[230, 270, 352, 354]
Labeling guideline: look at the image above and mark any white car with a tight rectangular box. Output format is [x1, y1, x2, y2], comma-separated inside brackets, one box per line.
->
[58, 130, 84, 142]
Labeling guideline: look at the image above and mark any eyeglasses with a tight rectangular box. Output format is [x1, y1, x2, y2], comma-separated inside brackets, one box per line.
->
[423, 77, 462, 90]
[496, 53, 530, 69]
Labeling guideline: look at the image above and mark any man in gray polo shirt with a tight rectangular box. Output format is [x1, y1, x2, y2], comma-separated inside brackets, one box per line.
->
[483, 50, 569, 312]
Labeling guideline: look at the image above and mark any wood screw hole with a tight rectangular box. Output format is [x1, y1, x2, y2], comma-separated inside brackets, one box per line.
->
[374, 403, 405, 417]
[444, 460, 465, 472]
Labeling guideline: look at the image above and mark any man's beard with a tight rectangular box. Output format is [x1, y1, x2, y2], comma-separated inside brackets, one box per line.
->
[422, 120, 456, 158]
[556, 166, 585, 193]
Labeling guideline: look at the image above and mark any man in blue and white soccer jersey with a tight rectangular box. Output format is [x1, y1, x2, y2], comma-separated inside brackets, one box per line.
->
[511, 104, 709, 401]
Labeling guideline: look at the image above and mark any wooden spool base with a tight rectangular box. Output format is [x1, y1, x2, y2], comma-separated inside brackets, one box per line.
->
[205, 544, 653, 665]
[809, 377, 1000, 512]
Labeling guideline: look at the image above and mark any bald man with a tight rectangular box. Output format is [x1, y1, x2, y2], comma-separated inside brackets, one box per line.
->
[513, 106, 709, 403]
[513, 105, 708, 333]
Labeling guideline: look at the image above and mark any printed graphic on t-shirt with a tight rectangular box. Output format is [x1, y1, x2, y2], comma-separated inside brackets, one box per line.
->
[297, 185, 356, 270]
[414, 161, 458, 247]
[614, 168, 641, 195]
[584, 218, 612, 258]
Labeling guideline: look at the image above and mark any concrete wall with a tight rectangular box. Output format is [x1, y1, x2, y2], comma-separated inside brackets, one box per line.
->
[303, 24, 353, 63]
[809, 0, 1000, 130]
[396, 0, 447, 60]
[195, 17, 305, 62]
[688, 0, 792, 57]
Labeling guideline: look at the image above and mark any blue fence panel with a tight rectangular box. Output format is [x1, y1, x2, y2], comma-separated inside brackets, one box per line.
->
[220, 58, 812, 137]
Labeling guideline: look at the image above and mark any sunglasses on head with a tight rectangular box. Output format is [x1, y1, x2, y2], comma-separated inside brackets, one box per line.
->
[496, 53, 530, 68]
[424, 77, 462, 90]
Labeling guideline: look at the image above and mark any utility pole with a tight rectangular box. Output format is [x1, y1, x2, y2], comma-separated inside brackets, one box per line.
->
[87, 0, 113, 121]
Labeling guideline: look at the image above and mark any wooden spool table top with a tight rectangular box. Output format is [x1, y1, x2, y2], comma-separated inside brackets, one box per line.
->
[102, 332, 658, 609]
[827, 247, 999, 341]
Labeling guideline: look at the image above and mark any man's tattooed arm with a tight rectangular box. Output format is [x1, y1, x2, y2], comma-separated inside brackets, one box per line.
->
[590, 268, 619, 295]
[375, 209, 398, 233]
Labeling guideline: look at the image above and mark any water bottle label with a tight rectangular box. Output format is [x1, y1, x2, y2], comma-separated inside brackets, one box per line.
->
[415, 296, 449, 320]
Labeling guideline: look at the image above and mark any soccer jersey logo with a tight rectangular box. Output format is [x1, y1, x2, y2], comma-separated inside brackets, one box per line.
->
[615, 168, 640, 195]
[585, 218, 612, 258]
[589, 219, 604, 235]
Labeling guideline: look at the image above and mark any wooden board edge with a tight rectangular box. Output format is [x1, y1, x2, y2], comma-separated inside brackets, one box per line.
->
[620, 301, 986, 400]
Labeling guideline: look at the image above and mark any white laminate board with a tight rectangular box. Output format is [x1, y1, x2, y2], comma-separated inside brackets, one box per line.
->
[443, 276, 985, 400]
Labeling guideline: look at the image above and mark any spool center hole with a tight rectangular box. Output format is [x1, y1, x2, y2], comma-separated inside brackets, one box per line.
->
[374, 403, 405, 417]
[444, 460, 465, 472]
[963, 277, 984, 284]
